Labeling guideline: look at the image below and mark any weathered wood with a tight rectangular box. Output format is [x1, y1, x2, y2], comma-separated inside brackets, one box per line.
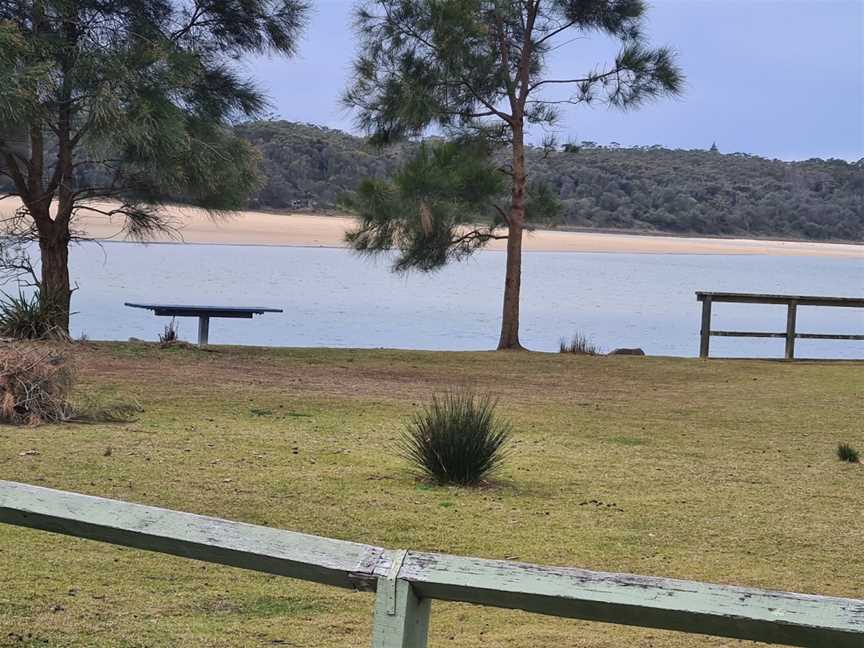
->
[2, 480, 863, 647]
[710, 330, 787, 338]
[710, 331, 864, 341]
[695, 291, 863, 360]
[796, 333, 864, 340]
[699, 295, 712, 358]
[371, 551, 430, 648]
[785, 302, 798, 360]
[0, 481, 382, 590]
[696, 292, 864, 308]
[399, 552, 864, 648]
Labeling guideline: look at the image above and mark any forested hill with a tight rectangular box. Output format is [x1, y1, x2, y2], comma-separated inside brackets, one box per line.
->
[237, 121, 863, 242]
[1, 121, 858, 241]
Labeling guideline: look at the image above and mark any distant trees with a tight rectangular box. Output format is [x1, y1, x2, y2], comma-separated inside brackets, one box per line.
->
[234, 121, 863, 243]
[0, 1, 307, 334]
[344, 0, 682, 350]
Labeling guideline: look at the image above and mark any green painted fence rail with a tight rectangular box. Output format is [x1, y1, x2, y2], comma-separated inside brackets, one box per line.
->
[1, 480, 862, 647]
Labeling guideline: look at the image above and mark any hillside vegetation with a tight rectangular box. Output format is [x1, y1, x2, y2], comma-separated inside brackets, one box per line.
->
[237, 121, 864, 242]
[2, 121, 859, 242]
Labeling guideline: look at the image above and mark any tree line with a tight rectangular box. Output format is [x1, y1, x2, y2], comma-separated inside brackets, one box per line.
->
[238, 120, 864, 243]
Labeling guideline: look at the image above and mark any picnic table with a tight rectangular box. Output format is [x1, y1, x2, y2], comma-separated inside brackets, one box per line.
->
[124, 303, 283, 346]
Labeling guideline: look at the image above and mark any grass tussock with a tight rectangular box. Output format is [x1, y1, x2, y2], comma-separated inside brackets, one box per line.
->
[559, 331, 601, 355]
[0, 290, 68, 341]
[0, 343, 75, 425]
[837, 442, 860, 464]
[400, 390, 511, 486]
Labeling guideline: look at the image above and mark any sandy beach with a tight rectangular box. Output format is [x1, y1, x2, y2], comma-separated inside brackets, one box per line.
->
[1, 199, 861, 258]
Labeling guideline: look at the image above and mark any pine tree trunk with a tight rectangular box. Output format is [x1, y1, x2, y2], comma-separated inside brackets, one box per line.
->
[497, 219, 523, 349]
[497, 127, 526, 351]
[37, 222, 72, 336]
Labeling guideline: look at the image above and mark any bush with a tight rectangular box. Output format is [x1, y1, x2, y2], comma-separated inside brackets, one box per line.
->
[837, 443, 860, 464]
[159, 318, 179, 345]
[0, 344, 75, 425]
[559, 331, 601, 355]
[400, 391, 511, 486]
[0, 290, 66, 341]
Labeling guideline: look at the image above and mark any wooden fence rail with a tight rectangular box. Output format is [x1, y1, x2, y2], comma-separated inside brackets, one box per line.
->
[1, 480, 862, 647]
[696, 292, 864, 360]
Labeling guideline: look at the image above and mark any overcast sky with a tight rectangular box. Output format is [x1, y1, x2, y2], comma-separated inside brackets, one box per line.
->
[244, 0, 864, 161]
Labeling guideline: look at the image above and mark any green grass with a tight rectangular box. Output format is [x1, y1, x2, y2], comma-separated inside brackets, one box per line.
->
[1, 343, 862, 647]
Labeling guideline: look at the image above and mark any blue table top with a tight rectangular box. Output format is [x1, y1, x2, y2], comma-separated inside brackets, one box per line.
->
[125, 303, 283, 315]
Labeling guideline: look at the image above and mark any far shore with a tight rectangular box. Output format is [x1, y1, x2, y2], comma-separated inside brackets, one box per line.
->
[1, 199, 861, 258]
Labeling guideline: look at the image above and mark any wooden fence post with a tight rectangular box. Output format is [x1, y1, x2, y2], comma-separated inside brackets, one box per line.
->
[699, 296, 713, 358]
[785, 302, 797, 360]
[371, 551, 430, 648]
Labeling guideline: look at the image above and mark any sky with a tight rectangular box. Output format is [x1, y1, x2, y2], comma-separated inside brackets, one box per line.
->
[243, 0, 864, 162]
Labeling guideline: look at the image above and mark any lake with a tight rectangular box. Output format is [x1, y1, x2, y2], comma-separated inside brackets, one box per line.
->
[68, 242, 863, 359]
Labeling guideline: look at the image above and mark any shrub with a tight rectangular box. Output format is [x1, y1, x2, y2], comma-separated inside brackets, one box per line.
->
[837, 443, 860, 464]
[559, 331, 601, 355]
[400, 391, 511, 486]
[0, 344, 75, 425]
[0, 290, 66, 341]
[159, 318, 179, 345]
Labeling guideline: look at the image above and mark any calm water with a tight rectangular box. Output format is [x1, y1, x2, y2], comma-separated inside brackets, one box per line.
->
[68, 242, 864, 359]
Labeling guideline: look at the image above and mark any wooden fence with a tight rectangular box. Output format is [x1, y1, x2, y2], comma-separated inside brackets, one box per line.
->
[696, 292, 864, 360]
[1, 480, 862, 647]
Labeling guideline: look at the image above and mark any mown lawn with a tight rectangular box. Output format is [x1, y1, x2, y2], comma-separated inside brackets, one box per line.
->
[1, 343, 862, 647]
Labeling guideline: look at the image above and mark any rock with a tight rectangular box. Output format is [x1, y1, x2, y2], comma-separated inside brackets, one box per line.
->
[608, 347, 645, 356]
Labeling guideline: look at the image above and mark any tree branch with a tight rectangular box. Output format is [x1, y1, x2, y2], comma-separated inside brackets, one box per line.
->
[528, 68, 619, 93]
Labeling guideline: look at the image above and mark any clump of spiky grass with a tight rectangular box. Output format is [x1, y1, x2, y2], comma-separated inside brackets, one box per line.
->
[400, 391, 511, 486]
[837, 443, 860, 464]
[559, 331, 601, 355]
[0, 291, 68, 341]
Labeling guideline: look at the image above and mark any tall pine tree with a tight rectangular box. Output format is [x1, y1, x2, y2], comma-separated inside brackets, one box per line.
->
[345, 0, 683, 349]
[0, 1, 308, 334]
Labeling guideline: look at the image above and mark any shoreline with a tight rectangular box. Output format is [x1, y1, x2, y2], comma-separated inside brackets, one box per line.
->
[2, 199, 861, 258]
[92, 237, 864, 259]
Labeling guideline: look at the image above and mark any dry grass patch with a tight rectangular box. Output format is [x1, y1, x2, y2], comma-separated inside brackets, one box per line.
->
[0, 343, 75, 425]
